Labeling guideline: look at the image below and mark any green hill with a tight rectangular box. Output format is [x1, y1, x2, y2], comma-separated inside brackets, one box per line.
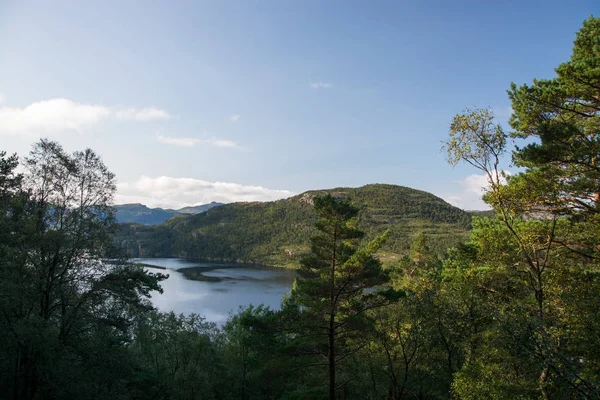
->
[115, 184, 473, 267]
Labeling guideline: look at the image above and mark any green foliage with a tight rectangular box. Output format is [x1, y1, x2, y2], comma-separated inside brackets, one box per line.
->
[117, 222, 175, 257]
[444, 107, 507, 171]
[0, 141, 166, 400]
[222, 305, 294, 400]
[508, 15, 600, 218]
[442, 16, 600, 399]
[130, 311, 225, 400]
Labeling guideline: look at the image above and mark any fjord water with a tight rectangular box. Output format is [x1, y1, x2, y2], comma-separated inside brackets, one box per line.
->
[135, 258, 297, 324]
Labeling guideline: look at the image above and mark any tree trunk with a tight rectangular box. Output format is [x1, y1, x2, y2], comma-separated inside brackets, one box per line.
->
[329, 316, 335, 400]
[539, 366, 550, 400]
[329, 230, 337, 400]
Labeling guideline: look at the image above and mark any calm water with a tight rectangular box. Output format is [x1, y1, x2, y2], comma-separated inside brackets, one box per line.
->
[133, 258, 297, 324]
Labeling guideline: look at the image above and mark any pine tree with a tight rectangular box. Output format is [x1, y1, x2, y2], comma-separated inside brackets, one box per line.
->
[290, 194, 397, 399]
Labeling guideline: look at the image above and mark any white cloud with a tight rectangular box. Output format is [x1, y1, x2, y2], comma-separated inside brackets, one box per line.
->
[156, 135, 201, 147]
[441, 174, 491, 211]
[229, 114, 240, 122]
[0, 98, 111, 136]
[310, 82, 333, 89]
[156, 135, 241, 148]
[441, 172, 512, 210]
[115, 107, 171, 121]
[0, 97, 171, 136]
[209, 139, 239, 148]
[116, 176, 294, 208]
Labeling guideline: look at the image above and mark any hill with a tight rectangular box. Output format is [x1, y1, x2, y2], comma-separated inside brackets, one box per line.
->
[114, 204, 179, 225]
[115, 184, 473, 267]
[177, 202, 224, 214]
[114, 202, 223, 225]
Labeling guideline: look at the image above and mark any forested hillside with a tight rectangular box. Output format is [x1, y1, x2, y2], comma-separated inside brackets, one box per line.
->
[115, 184, 472, 266]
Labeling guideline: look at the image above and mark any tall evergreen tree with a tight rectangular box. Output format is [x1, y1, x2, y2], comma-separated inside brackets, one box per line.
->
[289, 194, 397, 399]
[508, 16, 600, 219]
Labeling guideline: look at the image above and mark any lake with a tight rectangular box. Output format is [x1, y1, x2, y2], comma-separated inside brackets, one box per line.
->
[133, 258, 297, 324]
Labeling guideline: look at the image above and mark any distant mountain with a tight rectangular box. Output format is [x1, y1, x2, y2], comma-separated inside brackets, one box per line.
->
[114, 204, 179, 225]
[114, 202, 223, 225]
[115, 184, 474, 267]
[177, 202, 224, 214]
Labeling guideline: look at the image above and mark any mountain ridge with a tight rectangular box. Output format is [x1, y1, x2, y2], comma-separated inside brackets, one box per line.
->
[114, 202, 224, 225]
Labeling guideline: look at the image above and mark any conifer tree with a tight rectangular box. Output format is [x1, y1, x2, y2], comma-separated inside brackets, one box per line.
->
[291, 194, 397, 399]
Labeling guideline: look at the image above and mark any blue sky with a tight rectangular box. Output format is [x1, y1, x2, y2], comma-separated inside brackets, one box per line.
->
[0, 1, 597, 209]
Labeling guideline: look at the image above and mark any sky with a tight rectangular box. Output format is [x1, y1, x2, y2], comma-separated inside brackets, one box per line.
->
[0, 1, 597, 210]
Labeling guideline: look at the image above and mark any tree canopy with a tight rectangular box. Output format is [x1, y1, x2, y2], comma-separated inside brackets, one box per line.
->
[442, 16, 600, 399]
